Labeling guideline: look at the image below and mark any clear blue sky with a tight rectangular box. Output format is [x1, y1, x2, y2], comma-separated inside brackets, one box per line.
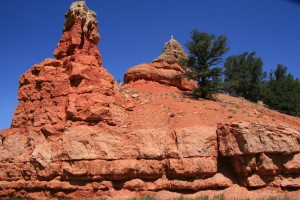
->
[0, 0, 299, 129]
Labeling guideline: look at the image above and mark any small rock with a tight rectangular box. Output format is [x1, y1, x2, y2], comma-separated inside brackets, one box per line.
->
[257, 101, 264, 106]
[125, 102, 135, 111]
[124, 89, 131, 93]
[132, 93, 140, 98]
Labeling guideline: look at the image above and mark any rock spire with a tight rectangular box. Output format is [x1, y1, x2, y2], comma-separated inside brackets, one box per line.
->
[13, 0, 121, 130]
[153, 35, 188, 63]
[53, 1, 101, 62]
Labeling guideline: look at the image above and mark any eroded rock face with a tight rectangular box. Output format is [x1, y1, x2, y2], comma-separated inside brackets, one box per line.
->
[124, 36, 197, 91]
[218, 121, 300, 156]
[2, 1, 300, 199]
[13, 55, 121, 129]
[217, 121, 300, 188]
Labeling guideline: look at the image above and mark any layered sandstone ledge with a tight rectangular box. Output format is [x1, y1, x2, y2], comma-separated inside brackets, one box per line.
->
[218, 122, 300, 188]
[1, 122, 300, 199]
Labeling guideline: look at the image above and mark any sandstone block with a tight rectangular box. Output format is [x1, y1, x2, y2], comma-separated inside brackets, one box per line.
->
[217, 121, 300, 156]
[62, 159, 164, 180]
[166, 157, 217, 179]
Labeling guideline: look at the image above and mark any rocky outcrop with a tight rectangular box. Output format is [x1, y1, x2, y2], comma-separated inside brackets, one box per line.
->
[0, 122, 231, 198]
[1, 1, 300, 199]
[13, 1, 123, 130]
[0, 2, 224, 199]
[217, 121, 300, 188]
[124, 36, 197, 91]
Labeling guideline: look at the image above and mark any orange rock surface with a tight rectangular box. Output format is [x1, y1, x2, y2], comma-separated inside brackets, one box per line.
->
[124, 36, 197, 91]
[1, 1, 300, 199]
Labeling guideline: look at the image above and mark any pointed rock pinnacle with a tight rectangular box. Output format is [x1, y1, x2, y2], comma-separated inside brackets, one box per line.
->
[53, 1, 101, 62]
[153, 36, 188, 64]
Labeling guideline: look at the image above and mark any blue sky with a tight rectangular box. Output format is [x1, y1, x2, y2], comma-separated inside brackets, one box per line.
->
[0, 0, 299, 129]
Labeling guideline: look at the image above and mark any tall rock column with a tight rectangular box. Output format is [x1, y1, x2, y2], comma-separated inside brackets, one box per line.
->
[3, 1, 127, 189]
[53, 1, 102, 64]
[12, 1, 123, 132]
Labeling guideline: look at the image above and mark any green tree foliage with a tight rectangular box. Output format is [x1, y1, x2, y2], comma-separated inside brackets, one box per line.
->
[184, 29, 229, 98]
[223, 52, 266, 102]
[263, 64, 300, 116]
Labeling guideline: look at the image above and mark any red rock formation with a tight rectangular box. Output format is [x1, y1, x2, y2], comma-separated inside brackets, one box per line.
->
[1, 1, 300, 199]
[124, 36, 197, 91]
[53, 1, 102, 63]
[217, 121, 300, 188]
[0, 2, 223, 199]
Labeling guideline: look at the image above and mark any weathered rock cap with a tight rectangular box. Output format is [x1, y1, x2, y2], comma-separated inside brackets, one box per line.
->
[53, 1, 101, 62]
[64, 1, 100, 41]
[153, 35, 188, 64]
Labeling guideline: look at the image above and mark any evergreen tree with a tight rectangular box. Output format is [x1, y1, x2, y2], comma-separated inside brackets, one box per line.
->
[184, 29, 229, 98]
[274, 64, 287, 80]
[263, 64, 300, 116]
[223, 52, 266, 102]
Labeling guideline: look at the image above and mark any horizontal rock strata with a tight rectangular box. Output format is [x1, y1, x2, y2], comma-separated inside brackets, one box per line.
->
[217, 121, 300, 188]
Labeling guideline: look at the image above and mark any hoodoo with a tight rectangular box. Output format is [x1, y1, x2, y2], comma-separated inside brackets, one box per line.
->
[1, 1, 300, 199]
[153, 35, 188, 63]
[53, 1, 102, 62]
[13, 1, 123, 130]
[124, 36, 197, 91]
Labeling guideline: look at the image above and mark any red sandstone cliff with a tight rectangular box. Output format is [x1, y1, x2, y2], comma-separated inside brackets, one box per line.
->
[1, 1, 300, 200]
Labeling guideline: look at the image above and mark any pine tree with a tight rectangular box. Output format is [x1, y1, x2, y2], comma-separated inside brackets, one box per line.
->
[223, 52, 266, 102]
[184, 29, 229, 98]
[263, 64, 300, 116]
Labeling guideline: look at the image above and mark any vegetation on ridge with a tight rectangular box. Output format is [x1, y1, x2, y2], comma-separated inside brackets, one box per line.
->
[183, 29, 299, 117]
[262, 64, 300, 116]
[223, 51, 266, 102]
